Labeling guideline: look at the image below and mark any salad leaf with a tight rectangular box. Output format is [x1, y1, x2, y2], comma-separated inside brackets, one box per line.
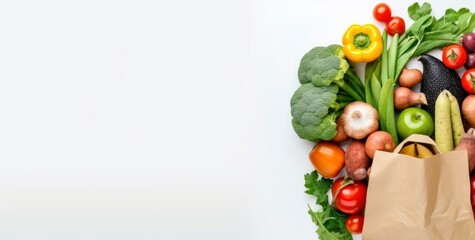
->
[445, 8, 470, 23]
[408, 2, 431, 21]
[408, 15, 432, 40]
[304, 171, 332, 206]
[309, 207, 352, 240]
[444, 9, 459, 23]
[304, 171, 352, 240]
[456, 13, 475, 35]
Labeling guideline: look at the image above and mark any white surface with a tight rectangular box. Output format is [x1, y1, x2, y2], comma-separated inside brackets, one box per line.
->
[0, 1, 471, 239]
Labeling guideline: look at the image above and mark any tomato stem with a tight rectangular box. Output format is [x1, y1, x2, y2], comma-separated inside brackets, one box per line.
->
[332, 176, 354, 206]
[447, 49, 458, 63]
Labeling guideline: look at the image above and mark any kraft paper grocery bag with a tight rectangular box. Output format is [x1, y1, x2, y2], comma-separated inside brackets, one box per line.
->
[362, 134, 475, 240]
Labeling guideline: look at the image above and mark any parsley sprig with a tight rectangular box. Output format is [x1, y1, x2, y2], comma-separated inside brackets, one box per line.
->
[304, 171, 352, 240]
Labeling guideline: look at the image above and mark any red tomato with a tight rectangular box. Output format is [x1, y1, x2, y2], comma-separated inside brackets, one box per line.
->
[385, 16, 405, 36]
[470, 175, 475, 208]
[461, 69, 475, 94]
[373, 3, 392, 22]
[332, 177, 367, 215]
[346, 214, 364, 234]
[309, 141, 345, 178]
[443, 44, 468, 69]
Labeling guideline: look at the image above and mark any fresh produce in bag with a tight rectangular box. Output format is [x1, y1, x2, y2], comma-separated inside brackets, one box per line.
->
[295, 2, 475, 239]
[363, 135, 475, 239]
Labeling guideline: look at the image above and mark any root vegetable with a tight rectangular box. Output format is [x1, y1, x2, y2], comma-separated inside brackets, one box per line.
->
[455, 128, 475, 173]
[394, 87, 427, 111]
[341, 101, 379, 139]
[465, 53, 475, 69]
[345, 139, 370, 181]
[462, 32, 475, 53]
[365, 131, 396, 159]
[332, 117, 349, 143]
[462, 95, 475, 127]
[398, 68, 422, 88]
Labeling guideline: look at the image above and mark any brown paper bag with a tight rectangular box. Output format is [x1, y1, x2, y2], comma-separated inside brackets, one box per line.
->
[362, 134, 475, 240]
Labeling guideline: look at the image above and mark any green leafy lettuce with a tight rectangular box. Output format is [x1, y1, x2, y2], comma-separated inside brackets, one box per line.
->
[305, 171, 352, 240]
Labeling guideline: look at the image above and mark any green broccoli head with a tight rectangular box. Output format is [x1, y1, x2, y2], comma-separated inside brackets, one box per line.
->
[290, 83, 340, 141]
[298, 44, 349, 87]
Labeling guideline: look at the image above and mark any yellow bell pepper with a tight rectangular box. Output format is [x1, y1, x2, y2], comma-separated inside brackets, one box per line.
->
[342, 24, 383, 63]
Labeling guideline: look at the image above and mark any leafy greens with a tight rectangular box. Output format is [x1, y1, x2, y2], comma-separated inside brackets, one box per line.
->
[304, 171, 352, 240]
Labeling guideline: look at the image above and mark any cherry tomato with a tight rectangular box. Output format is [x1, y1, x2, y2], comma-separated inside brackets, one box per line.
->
[373, 3, 392, 22]
[309, 141, 345, 178]
[332, 177, 367, 215]
[442, 44, 467, 69]
[346, 214, 364, 234]
[470, 175, 475, 208]
[385, 16, 405, 36]
[462, 69, 475, 94]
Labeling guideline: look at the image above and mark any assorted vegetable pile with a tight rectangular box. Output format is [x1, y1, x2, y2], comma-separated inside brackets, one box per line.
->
[291, 2, 475, 239]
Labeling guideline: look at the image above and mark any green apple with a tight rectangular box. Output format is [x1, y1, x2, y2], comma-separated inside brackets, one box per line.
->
[396, 107, 434, 140]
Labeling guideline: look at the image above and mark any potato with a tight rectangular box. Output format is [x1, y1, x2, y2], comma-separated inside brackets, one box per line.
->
[345, 139, 371, 181]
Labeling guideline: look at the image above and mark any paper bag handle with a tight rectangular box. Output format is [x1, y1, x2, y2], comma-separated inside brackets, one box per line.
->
[393, 134, 441, 154]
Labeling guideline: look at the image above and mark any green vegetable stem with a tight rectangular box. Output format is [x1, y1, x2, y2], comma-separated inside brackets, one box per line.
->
[379, 33, 399, 144]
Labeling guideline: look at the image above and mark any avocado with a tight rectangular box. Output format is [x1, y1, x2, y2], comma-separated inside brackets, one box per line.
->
[419, 54, 467, 119]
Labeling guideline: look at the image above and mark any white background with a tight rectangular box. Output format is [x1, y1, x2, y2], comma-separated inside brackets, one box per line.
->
[0, 1, 471, 239]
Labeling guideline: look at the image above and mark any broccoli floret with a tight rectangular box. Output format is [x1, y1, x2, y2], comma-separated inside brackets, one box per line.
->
[298, 44, 349, 87]
[290, 83, 343, 142]
[291, 44, 366, 142]
[297, 44, 365, 103]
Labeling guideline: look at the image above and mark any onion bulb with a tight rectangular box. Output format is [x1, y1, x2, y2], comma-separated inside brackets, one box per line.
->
[394, 87, 427, 111]
[365, 131, 396, 159]
[398, 68, 422, 88]
[341, 101, 379, 139]
[332, 117, 349, 143]
[462, 95, 475, 127]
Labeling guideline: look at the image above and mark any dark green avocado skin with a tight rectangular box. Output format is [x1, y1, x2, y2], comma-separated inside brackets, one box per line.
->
[419, 54, 467, 119]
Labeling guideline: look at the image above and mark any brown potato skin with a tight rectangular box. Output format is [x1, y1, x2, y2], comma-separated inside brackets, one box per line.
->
[345, 139, 370, 181]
